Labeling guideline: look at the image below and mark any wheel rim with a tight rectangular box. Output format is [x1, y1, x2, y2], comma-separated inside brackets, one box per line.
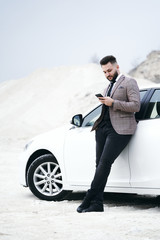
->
[33, 161, 63, 196]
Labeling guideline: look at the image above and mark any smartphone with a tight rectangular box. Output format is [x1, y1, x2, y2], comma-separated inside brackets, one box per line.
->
[95, 93, 103, 98]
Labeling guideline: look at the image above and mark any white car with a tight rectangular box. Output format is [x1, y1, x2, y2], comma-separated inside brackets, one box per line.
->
[20, 86, 160, 201]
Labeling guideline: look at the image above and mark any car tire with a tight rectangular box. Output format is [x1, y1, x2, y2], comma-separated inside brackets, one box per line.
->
[27, 154, 71, 201]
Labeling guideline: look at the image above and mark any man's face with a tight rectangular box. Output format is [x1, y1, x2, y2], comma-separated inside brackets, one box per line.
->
[101, 62, 119, 82]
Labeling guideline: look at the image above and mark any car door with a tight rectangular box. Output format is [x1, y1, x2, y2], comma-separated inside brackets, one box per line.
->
[129, 88, 160, 189]
[64, 106, 100, 186]
[64, 105, 131, 188]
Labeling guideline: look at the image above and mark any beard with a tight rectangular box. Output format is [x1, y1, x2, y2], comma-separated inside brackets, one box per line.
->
[107, 70, 118, 82]
[112, 71, 118, 82]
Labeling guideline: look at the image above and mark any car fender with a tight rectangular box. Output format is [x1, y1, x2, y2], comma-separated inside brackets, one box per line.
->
[19, 125, 70, 187]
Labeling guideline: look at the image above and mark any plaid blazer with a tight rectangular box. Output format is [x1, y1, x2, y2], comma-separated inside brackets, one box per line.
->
[92, 75, 140, 135]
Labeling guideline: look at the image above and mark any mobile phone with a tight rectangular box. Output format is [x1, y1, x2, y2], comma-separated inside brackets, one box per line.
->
[95, 93, 103, 98]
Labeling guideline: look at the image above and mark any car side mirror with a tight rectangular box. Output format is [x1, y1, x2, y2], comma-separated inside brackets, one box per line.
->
[71, 114, 83, 127]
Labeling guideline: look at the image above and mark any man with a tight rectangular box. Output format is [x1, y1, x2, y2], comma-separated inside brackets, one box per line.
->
[77, 55, 140, 213]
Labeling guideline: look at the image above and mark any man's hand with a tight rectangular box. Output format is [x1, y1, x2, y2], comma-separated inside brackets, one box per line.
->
[98, 97, 114, 107]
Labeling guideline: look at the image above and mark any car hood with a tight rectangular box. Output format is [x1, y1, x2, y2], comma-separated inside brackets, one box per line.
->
[24, 124, 71, 152]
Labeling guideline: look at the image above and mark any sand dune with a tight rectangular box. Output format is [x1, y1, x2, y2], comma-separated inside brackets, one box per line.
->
[0, 64, 153, 140]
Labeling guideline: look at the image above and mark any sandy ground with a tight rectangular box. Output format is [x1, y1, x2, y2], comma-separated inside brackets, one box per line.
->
[0, 65, 160, 240]
[0, 138, 160, 240]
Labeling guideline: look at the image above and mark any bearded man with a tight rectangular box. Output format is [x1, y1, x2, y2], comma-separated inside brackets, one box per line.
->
[77, 55, 140, 213]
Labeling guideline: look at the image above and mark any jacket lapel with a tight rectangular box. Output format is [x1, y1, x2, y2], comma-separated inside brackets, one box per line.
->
[110, 75, 125, 97]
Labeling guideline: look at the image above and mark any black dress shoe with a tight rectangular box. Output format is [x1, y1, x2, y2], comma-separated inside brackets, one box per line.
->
[82, 201, 104, 213]
[77, 196, 91, 213]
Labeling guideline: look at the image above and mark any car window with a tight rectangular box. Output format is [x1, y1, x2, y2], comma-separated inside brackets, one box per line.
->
[140, 90, 147, 100]
[82, 105, 102, 127]
[145, 89, 160, 119]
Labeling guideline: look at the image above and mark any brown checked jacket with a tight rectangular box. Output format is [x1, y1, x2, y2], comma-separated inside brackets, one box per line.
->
[92, 75, 141, 135]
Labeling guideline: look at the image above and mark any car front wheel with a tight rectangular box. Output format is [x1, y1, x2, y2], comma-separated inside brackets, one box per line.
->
[27, 154, 71, 201]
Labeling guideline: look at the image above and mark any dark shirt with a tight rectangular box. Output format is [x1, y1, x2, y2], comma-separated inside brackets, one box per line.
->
[98, 80, 116, 128]
[98, 105, 112, 128]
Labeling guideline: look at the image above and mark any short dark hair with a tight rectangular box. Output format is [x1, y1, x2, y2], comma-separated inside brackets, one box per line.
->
[100, 55, 117, 65]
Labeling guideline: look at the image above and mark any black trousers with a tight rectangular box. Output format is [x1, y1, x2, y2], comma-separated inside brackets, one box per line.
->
[88, 124, 132, 203]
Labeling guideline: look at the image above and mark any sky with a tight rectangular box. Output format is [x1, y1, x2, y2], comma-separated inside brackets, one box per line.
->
[1, 0, 160, 82]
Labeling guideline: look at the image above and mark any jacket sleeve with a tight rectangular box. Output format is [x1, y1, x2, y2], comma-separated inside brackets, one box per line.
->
[112, 79, 141, 113]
